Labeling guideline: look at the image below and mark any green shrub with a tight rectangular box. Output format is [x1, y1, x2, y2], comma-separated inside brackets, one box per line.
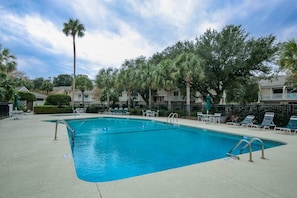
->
[129, 108, 142, 115]
[34, 105, 72, 114]
[45, 94, 71, 107]
[157, 109, 169, 117]
[86, 106, 105, 113]
[18, 91, 36, 101]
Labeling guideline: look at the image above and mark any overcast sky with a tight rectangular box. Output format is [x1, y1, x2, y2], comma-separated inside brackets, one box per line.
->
[1, 0, 297, 80]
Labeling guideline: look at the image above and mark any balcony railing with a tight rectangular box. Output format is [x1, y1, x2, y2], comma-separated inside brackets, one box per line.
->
[261, 93, 297, 101]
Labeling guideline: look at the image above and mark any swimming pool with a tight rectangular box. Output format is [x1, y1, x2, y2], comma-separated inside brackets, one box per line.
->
[64, 117, 284, 182]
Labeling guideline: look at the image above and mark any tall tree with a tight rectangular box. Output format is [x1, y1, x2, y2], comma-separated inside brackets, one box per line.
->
[95, 68, 117, 108]
[0, 44, 17, 77]
[194, 25, 279, 103]
[117, 56, 152, 106]
[155, 59, 178, 111]
[40, 80, 54, 95]
[62, 19, 85, 110]
[0, 45, 17, 102]
[53, 74, 73, 87]
[0, 78, 15, 102]
[116, 61, 137, 109]
[226, 77, 259, 104]
[9, 71, 33, 90]
[76, 74, 93, 107]
[175, 53, 204, 115]
[134, 56, 157, 109]
[32, 77, 45, 90]
[279, 39, 297, 87]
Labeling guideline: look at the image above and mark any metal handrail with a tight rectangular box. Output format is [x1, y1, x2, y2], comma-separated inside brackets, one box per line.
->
[167, 113, 178, 124]
[240, 137, 265, 159]
[226, 139, 253, 162]
[54, 120, 75, 141]
[226, 137, 266, 162]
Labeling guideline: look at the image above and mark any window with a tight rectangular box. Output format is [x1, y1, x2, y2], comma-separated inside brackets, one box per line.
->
[173, 91, 179, 96]
[273, 89, 282, 94]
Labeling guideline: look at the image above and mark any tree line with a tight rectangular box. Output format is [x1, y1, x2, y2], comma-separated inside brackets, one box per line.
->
[1, 22, 297, 113]
[95, 24, 281, 111]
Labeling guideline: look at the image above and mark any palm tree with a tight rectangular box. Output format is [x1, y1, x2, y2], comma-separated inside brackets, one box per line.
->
[155, 59, 178, 111]
[0, 78, 15, 102]
[76, 74, 93, 107]
[62, 19, 85, 110]
[40, 80, 54, 95]
[116, 60, 138, 109]
[279, 39, 297, 87]
[95, 68, 117, 108]
[0, 45, 17, 78]
[0, 45, 17, 102]
[175, 53, 204, 115]
[137, 58, 156, 109]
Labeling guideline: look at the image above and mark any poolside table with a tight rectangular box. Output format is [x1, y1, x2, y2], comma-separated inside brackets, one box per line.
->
[11, 110, 24, 120]
[201, 113, 221, 124]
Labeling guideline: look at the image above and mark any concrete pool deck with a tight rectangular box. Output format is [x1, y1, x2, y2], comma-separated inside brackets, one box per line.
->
[1, 113, 297, 198]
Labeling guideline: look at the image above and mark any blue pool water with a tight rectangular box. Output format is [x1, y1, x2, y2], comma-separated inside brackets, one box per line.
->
[65, 117, 284, 182]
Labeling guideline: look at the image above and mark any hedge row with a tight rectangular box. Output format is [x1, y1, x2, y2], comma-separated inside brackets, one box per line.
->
[34, 105, 72, 114]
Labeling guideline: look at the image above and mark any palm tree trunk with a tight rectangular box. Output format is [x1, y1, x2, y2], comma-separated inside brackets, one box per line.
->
[149, 87, 152, 109]
[186, 82, 190, 116]
[127, 90, 131, 109]
[72, 36, 76, 111]
[82, 90, 85, 107]
[167, 90, 172, 111]
[107, 92, 110, 108]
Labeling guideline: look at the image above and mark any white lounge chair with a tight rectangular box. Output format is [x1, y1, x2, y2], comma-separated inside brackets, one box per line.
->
[275, 115, 297, 135]
[250, 112, 275, 129]
[230, 115, 255, 127]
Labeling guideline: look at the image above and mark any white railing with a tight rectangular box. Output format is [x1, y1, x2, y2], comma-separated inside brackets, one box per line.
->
[54, 120, 75, 141]
[167, 113, 178, 124]
[226, 137, 265, 162]
[261, 93, 297, 101]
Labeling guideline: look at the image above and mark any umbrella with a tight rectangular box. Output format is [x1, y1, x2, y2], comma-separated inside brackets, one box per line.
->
[206, 94, 211, 114]
[13, 93, 19, 110]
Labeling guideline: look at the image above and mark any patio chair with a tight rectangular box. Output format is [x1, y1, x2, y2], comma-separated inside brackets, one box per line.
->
[123, 108, 130, 115]
[230, 115, 255, 127]
[142, 110, 146, 116]
[250, 112, 275, 129]
[197, 112, 203, 121]
[274, 115, 297, 135]
[210, 113, 221, 123]
[118, 107, 124, 114]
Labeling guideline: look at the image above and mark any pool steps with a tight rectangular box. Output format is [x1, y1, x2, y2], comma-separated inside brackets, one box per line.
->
[226, 137, 265, 162]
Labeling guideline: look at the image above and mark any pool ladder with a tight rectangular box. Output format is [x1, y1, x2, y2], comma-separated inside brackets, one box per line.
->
[226, 137, 265, 162]
[167, 113, 178, 124]
[54, 119, 75, 142]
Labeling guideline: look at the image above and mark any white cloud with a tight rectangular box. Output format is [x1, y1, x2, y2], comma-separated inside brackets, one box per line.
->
[70, 0, 108, 26]
[1, 0, 296, 79]
[127, 0, 205, 26]
[1, 4, 160, 79]
[76, 19, 160, 78]
[1, 10, 71, 56]
[17, 56, 51, 77]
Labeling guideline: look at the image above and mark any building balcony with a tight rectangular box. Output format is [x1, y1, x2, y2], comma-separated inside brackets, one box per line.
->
[261, 93, 297, 101]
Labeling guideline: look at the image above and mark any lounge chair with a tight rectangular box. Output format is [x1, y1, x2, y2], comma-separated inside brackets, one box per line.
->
[229, 115, 255, 126]
[275, 115, 297, 135]
[123, 108, 129, 115]
[250, 112, 275, 129]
